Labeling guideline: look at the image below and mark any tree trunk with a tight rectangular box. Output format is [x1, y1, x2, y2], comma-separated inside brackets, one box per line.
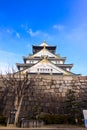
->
[14, 94, 24, 126]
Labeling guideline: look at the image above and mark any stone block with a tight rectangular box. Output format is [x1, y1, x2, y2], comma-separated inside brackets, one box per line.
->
[57, 80, 61, 83]
[59, 87, 63, 93]
[46, 86, 51, 89]
[63, 76, 73, 80]
[39, 82, 43, 85]
[44, 90, 49, 93]
[51, 85, 55, 88]
[63, 87, 67, 92]
[80, 80, 85, 83]
[54, 88, 59, 93]
[80, 85, 85, 88]
[55, 84, 60, 88]
[67, 80, 72, 83]
[50, 89, 54, 93]
[43, 82, 47, 85]
[62, 92, 66, 97]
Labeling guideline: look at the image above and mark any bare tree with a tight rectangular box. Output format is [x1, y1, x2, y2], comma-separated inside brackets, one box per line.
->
[0, 70, 30, 126]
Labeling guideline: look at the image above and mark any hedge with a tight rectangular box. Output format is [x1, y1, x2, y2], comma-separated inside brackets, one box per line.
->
[40, 114, 77, 124]
[0, 116, 8, 126]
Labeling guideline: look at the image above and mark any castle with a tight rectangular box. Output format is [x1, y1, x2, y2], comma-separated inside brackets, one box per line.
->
[16, 41, 75, 75]
[0, 41, 87, 127]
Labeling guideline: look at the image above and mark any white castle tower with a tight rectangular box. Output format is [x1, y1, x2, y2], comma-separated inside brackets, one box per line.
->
[16, 41, 75, 75]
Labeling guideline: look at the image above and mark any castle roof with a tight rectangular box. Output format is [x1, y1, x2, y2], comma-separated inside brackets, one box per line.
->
[33, 41, 56, 54]
[31, 46, 58, 58]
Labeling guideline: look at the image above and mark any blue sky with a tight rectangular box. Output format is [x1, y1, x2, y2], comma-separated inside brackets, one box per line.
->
[0, 0, 87, 75]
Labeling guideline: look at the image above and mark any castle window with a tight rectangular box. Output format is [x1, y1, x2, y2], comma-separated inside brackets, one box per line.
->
[37, 68, 39, 71]
[26, 60, 29, 63]
[20, 67, 23, 70]
[60, 61, 63, 64]
[56, 60, 60, 64]
[32, 92, 33, 95]
[37, 68, 53, 72]
[66, 68, 70, 71]
[51, 69, 53, 71]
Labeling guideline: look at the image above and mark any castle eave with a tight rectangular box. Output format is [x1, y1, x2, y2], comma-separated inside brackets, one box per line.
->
[16, 63, 34, 67]
[57, 64, 73, 68]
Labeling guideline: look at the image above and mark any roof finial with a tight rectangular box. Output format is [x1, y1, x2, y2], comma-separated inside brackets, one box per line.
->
[39, 41, 48, 46]
[43, 40, 46, 43]
[43, 44, 46, 49]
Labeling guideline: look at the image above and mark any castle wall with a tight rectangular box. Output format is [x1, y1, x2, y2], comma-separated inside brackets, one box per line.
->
[0, 75, 87, 119]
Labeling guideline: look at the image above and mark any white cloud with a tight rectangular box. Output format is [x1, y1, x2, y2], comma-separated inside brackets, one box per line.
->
[0, 24, 87, 75]
[16, 32, 20, 38]
[66, 24, 87, 42]
[26, 28, 50, 42]
[51, 23, 87, 47]
[27, 28, 41, 36]
[6, 29, 12, 33]
[0, 28, 13, 39]
[53, 24, 65, 31]
[21, 24, 29, 30]
[21, 24, 41, 37]
[0, 50, 21, 73]
[27, 44, 31, 48]
[0, 62, 17, 74]
[0, 50, 19, 59]
[0, 27, 21, 40]
[0, 62, 8, 73]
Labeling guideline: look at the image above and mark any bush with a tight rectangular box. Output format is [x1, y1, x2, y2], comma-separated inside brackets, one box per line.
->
[0, 116, 8, 126]
[40, 114, 76, 124]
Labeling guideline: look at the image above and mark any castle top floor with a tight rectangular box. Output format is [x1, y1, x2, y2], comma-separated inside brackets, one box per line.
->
[32, 41, 56, 54]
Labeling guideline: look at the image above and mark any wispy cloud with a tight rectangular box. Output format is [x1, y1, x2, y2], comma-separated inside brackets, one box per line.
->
[26, 44, 31, 49]
[0, 23, 87, 75]
[20, 25, 50, 41]
[26, 28, 50, 42]
[20, 23, 87, 47]
[0, 28, 13, 38]
[53, 24, 65, 31]
[27, 28, 41, 36]
[21, 24, 29, 30]
[0, 50, 19, 59]
[0, 27, 21, 40]
[0, 50, 21, 73]
[66, 24, 87, 43]
[5, 29, 12, 33]
[16, 32, 20, 38]
[0, 62, 17, 74]
[50, 23, 87, 47]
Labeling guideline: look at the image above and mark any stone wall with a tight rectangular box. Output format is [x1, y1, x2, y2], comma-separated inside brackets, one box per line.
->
[0, 74, 87, 119]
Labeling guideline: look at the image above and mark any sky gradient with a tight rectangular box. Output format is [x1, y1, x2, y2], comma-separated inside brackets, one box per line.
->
[0, 0, 87, 75]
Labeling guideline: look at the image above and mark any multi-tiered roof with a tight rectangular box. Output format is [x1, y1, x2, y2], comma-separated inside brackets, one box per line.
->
[16, 41, 75, 75]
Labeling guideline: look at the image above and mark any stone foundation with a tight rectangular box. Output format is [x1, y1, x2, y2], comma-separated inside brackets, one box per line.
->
[0, 74, 87, 120]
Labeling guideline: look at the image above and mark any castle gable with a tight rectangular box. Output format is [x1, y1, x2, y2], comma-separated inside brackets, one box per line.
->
[30, 47, 58, 58]
[21, 58, 72, 75]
